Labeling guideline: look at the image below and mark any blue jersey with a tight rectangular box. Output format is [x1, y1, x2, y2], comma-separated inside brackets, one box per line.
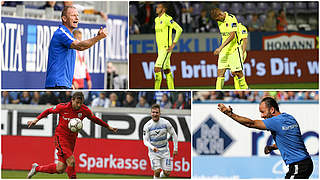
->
[45, 25, 76, 88]
[263, 113, 310, 165]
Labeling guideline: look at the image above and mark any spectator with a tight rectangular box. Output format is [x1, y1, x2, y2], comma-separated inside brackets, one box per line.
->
[39, 91, 59, 105]
[137, 2, 155, 33]
[197, 9, 210, 32]
[129, 15, 140, 34]
[181, 2, 193, 32]
[72, 30, 92, 89]
[108, 93, 121, 107]
[40, 1, 63, 11]
[123, 92, 137, 107]
[106, 62, 122, 89]
[8, 92, 20, 104]
[160, 93, 172, 109]
[277, 9, 288, 31]
[19, 91, 32, 104]
[1, 1, 23, 7]
[136, 96, 150, 108]
[2, 91, 12, 104]
[31, 91, 41, 105]
[248, 13, 261, 31]
[58, 91, 72, 103]
[172, 93, 186, 109]
[91, 92, 109, 108]
[263, 10, 277, 31]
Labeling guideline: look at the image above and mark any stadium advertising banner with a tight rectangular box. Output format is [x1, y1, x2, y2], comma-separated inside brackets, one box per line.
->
[1, 16, 128, 89]
[250, 31, 318, 51]
[192, 102, 319, 178]
[1, 108, 191, 177]
[129, 49, 318, 88]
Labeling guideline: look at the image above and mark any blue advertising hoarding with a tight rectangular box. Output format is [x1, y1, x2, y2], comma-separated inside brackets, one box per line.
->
[1, 15, 127, 89]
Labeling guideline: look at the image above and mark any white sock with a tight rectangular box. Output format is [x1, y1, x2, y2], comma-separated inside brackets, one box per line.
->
[153, 175, 160, 179]
[160, 171, 168, 178]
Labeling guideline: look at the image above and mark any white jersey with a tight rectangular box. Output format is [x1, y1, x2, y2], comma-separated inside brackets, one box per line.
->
[143, 118, 178, 157]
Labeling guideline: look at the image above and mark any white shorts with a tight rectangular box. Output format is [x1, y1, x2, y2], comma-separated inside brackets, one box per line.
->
[149, 151, 173, 171]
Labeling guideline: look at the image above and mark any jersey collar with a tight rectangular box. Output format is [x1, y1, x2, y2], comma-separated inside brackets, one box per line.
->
[59, 24, 73, 35]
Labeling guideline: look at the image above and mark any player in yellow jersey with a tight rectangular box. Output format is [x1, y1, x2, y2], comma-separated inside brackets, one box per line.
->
[234, 23, 248, 89]
[211, 8, 248, 89]
[154, 3, 183, 89]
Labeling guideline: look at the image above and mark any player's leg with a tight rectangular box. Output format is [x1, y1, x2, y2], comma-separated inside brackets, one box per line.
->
[286, 158, 313, 179]
[216, 54, 229, 89]
[163, 52, 174, 89]
[231, 72, 240, 89]
[66, 155, 77, 179]
[231, 49, 248, 89]
[154, 50, 168, 89]
[160, 153, 173, 178]
[150, 158, 161, 178]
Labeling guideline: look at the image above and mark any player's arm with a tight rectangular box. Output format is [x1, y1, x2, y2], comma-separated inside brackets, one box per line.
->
[27, 105, 62, 128]
[217, 103, 267, 130]
[70, 27, 107, 51]
[242, 37, 247, 55]
[167, 122, 178, 157]
[143, 126, 158, 152]
[214, 31, 235, 55]
[264, 144, 278, 154]
[86, 110, 117, 133]
[167, 19, 183, 52]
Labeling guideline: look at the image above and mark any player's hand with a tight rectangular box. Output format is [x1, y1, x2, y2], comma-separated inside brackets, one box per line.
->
[173, 150, 178, 158]
[153, 147, 159, 152]
[27, 119, 39, 128]
[214, 47, 221, 56]
[167, 42, 176, 52]
[109, 126, 118, 133]
[217, 104, 233, 116]
[264, 145, 272, 154]
[97, 27, 108, 39]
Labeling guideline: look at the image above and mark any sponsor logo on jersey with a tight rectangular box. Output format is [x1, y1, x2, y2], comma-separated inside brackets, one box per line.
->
[78, 113, 82, 118]
[170, 19, 174, 24]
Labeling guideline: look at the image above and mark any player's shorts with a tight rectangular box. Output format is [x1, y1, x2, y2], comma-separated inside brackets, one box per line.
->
[54, 134, 76, 164]
[149, 151, 173, 171]
[285, 158, 313, 179]
[155, 49, 172, 70]
[218, 47, 243, 72]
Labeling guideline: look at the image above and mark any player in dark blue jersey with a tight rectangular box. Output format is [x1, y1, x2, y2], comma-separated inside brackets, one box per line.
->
[45, 6, 107, 89]
[218, 97, 313, 179]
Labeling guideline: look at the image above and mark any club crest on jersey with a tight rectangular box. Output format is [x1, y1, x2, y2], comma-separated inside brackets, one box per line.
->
[232, 23, 237, 27]
[160, 21, 163, 24]
[170, 19, 174, 24]
[226, 23, 228, 27]
[78, 113, 82, 118]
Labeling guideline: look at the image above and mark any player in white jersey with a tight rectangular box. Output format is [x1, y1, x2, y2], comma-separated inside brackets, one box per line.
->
[143, 104, 178, 178]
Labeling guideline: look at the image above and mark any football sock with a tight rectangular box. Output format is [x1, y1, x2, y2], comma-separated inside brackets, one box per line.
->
[239, 76, 249, 89]
[35, 163, 57, 174]
[160, 171, 168, 178]
[233, 76, 240, 89]
[216, 77, 225, 89]
[165, 72, 175, 89]
[154, 71, 162, 89]
[153, 175, 160, 179]
[66, 166, 77, 179]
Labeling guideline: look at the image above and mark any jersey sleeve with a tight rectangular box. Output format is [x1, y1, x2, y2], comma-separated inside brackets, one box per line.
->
[167, 17, 183, 43]
[37, 104, 63, 120]
[84, 107, 110, 129]
[58, 28, 76, 48]
[167, 121, 178, 151]
[241, 25, 248, 39]
[263, 117, 280, 132]
[143, 124, 155, 150]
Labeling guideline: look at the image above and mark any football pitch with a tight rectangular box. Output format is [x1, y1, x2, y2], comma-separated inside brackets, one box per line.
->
[2, 170, 150, 179]
[177, 82, 318, 89]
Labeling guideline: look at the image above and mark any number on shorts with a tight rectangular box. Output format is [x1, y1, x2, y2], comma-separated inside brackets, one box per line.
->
[166, 159, 171, 166]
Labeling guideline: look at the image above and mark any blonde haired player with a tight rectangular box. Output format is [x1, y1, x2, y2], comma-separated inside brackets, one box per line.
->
[234, 23, 248, 89]
[211, 8, 248, 89]
[143, 104, 178, 178]
[154, 3, 183, 89]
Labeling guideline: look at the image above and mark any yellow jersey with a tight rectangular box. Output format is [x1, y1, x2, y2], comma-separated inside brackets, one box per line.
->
[155, 13, 183, 50]
[217, 12, 239, 54]
[238, 23, 248, 47]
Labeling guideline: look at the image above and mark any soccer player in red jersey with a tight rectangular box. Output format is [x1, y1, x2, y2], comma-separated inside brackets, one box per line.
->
[26, 92, 118, 179]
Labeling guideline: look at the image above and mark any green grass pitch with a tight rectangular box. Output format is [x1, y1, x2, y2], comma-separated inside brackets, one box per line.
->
[2, 170, 151, 179]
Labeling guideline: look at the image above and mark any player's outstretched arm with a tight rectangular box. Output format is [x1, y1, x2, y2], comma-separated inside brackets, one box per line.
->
[70, 27, 108, 51]
[27, 119, 40, 128]
[28, 106, 60, 127]
[87, 113, 118, 133]
[217, 103, 267, 130]
[214, 31, 235, 55]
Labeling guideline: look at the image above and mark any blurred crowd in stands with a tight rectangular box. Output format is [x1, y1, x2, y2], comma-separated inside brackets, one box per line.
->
[193, 91, 319, 102]
[129, 2, 318, 34]
[2, 91, 191, 110]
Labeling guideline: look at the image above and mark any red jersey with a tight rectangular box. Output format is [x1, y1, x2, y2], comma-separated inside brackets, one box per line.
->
[37, 102, 109, 139]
